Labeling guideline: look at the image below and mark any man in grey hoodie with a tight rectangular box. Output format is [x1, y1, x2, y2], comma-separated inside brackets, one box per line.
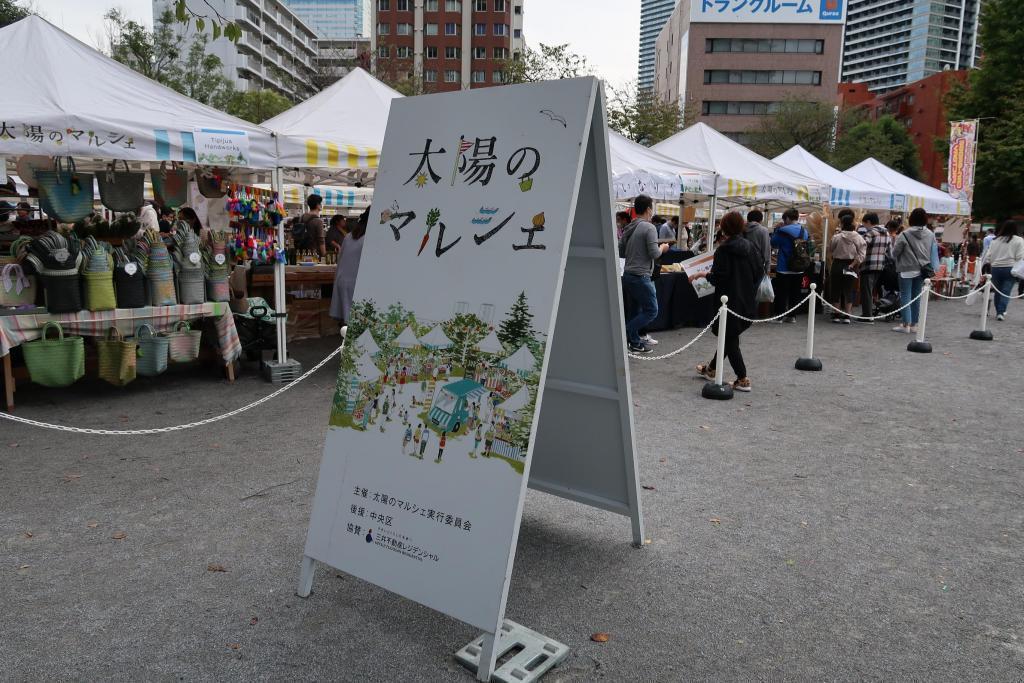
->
[620, 194, 670, 353]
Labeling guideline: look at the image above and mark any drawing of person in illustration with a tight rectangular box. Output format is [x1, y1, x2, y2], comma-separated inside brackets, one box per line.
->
[399, 367, 407, 393]
[484, 423, 495, 458]
[382, 395, 391, 422]
[472, 424, 482, 458]
[418, 428, 430, 460]
[436, 431, 447, 463]
[402, 424, 413, 454]
[412, 424, 422, 457]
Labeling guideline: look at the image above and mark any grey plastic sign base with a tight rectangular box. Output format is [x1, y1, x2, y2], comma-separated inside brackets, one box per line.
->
[456, 620, 570, 683]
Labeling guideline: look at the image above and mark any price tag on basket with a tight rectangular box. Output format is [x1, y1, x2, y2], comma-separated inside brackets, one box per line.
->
[214, 254, 226, 265]
[189, 252, 200, 265]
[124, 263, 138, 276]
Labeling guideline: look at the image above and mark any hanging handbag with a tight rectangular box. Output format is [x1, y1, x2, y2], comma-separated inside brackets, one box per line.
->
[36, 158, 95, 223]
[134, 324, 169, 377]
[151, 161, 189, 208]
[22, 321, 85, 388]
[96, 326, 138, 386]
[163, 320, 202, 363]
[0, 262, 37, 307]
[195, 168, 227, 199]
[96, 160, 145, 213]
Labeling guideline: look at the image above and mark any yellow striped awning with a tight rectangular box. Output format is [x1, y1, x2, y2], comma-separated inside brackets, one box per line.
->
[304, 139, 380, 169]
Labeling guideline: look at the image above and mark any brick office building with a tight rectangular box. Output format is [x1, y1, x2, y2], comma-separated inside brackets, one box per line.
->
[372, 0, 525, 93]
[838, 70, 967, 188]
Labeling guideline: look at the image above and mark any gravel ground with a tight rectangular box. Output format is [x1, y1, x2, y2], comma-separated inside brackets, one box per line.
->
[2, 299, 1023, 682]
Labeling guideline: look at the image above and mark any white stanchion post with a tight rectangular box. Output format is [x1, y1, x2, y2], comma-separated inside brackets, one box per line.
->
[795, 283, 823, 371]
[970, 274, 994, 341]
[702, 296, 733, 400]
[908, 279, 933, 353]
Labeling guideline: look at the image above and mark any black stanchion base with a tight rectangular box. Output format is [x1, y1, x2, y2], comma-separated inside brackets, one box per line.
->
[702, 381, 734, 400]
[907, 340, 932, 354]
[795, 357, 823, 372]
[969, 330, 993, 341]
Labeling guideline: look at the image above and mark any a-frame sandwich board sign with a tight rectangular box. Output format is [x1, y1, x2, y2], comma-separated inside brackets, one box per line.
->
[298, 76, 644, 681]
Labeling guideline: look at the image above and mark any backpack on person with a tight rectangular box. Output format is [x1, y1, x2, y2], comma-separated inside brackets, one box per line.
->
[618, 222, 638, 258]
[289, 214, 315, 251]
[787, 228, 814, 272]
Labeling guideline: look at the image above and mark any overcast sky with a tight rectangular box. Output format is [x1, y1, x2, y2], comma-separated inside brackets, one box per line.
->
[39, 0, 641, 88]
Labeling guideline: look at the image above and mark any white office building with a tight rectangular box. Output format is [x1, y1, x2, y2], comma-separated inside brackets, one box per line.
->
[638, 0, 677, 90]
[842, 0, 982, 93]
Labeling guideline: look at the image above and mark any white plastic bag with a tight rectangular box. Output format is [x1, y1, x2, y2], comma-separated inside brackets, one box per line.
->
[966, 287, 980, 306]
[1011, 259, 1024, 280]
[756, 275, 775, 303]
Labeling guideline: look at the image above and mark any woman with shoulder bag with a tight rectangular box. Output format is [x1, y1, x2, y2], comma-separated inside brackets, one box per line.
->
[890, 208, 939, 334]
[981, 220, 1024, 321]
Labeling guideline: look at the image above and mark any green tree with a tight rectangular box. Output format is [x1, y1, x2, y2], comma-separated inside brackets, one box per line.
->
[167, 34, 235, 107]
[170, 0, 242, 43]
[0, 0, 29, 27]
[608, 82, 688, 146]
[946, 0, 1024, 219]
[502, 43, 589, 84]
[831, 115, 922, 179]
[751, 98, 864, 160]
[104, 9, 182, 84]
[224, 89, 294, 123]
[442, 313, 488, 370]
[497, 291, 534, 351]
[505, 383, 536, 451]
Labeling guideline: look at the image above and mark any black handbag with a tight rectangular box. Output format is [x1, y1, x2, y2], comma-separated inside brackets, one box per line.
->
[114, 262, 147, 308]
[96, 160, 145, 213]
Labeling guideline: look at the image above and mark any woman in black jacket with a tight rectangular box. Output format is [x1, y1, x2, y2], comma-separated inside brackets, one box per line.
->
[693, 211, 763, 392]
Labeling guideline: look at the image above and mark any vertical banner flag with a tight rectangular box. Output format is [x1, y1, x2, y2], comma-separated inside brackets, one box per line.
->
[947, 120, 978, 202]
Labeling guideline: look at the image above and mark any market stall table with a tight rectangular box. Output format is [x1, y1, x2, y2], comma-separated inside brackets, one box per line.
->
[251, 265, 337, 341]
[1, 303, 242, 410]
[623, 272, 718, 333]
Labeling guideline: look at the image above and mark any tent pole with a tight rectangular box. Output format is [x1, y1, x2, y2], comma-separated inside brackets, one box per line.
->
[820, 207, 830, 300]
[706, 193, 718, 254]
[272, 137, 288, 364]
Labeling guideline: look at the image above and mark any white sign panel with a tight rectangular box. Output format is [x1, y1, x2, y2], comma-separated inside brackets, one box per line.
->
[692, 0, 847, 23]
[302, 79, 608, 632]
[192, 128, 251, 167]
[681, 251, 716, 298]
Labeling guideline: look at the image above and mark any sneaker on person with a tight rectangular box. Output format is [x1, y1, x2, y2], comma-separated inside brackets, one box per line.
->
[640, 334, 659, 345]
[629, 342, 652, 354]
[892, 325, 910, 333]
[695, 363, 715, 380]
[831, 316, 843, 324]
[853, 318, 875, 325]
[841, 318, 851, 325]
[733, 377, 752, 392]
[997, 313, 1006, 321]
[783, 316, 797, 324]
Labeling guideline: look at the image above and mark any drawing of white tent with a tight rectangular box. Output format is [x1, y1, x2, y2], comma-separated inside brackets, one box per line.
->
[355, 352, 382, 383]
[354, 329, 380, 356]
[419, 325, 453, 349]
[394, 326, 420, 349]
[498, 386, 531, 414]
[500, 345, 537, 376]
[475, 329, 504, 355]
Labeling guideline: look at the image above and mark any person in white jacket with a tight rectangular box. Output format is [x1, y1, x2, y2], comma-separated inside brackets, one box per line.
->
[982, 220, 1024, 321]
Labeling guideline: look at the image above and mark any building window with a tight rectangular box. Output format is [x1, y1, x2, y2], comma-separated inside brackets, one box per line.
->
[473, 46, 486, 59]
[475, 0, 487, 10]
[701, 101, 781, 116]
[426, 0, 439, 9]
[445, 46, 461, 59]
[513, 28, 521, 38]
[492, 70, 506, 83]
[472, 70, 485, 83]
[445, 69, 460, 83]
[425, 69, 438, 82]
[474, 23, 487, 35]
[494, 0, 506, 10]
[513, 3, 520, 14]
[378, 45, 390, 58]
[493, 47, 508, 59]
[705, 38, 824, 54]
[397, 46, 412, 58]
[396, 0, 410, 9]
[704, 70, 822, 85]
[377, 23, 390, 35]
[425, 22, 438, 35]
[378, 0, 390, 10]
[426, 46, 438, 59]
[445, 0, 461, 10]
[445, 22, 458, 35]
[493, 23, 507, 36]
[396, 23, 412, 35]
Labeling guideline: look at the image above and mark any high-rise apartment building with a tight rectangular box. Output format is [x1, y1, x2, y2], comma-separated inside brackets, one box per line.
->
[281, 0, 369, 39]
[842, 0, 981, 93]
[372, 0, 525, 93]
[655, 0, 845, 143]
[153, 0, 319, 100]
[638, 0, 677, 90]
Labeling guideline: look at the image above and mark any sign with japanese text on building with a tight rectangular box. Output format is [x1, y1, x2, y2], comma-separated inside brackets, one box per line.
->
[947, 120, 978, 203]
[301, 78, 603, 632]
[691, 0, 846, 23]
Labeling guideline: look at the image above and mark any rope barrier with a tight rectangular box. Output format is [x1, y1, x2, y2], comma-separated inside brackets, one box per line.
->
[0, 344, 344, 435]
[988, 282, 1024, 300]
[627, 313, 719, 361]
[815, 289, 927, 321]
[726, 293, 813, 324]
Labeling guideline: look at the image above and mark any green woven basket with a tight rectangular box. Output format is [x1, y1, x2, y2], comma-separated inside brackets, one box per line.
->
[97, 326, 137, 387]
[163, 320, 202, 363]
[22, 321, 85, 388]
[83, 270, 116, 312]
[134, 324, 169, 377]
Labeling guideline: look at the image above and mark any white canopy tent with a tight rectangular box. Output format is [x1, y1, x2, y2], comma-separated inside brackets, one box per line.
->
[354, 329, 381, 356]
[474, 329, 504, 355]
[498, 386, 531, 414]
[844, 158, 970, 216]
[500, 345, 537, 376]
[354, 352, 383, 384]
[609, 130, 716, 200]
[262, 68, 402, 187]
[653, 123, 828, 207]
[419, 326, 453, 350]
[773, 146, 907, 212]
[394, 327, 421, 350]
[0, 16, 276, 168]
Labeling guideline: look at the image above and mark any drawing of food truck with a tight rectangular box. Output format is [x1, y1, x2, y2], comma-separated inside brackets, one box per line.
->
[429, 379, 488, 433]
